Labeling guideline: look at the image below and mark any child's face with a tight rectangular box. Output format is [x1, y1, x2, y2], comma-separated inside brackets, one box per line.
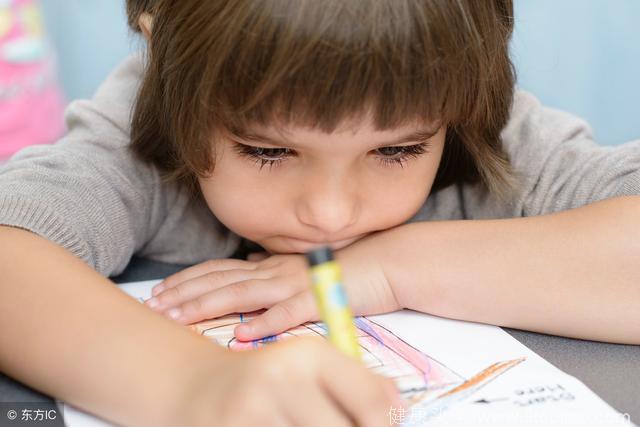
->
[198, 118, 445, 254]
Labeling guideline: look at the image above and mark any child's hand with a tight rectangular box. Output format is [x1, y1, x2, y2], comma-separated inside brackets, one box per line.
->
[144, 233, 401, 340]
[182, 338, 402, 427]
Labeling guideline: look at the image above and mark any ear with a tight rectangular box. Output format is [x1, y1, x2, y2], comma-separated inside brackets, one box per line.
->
[138, 12, 153, 41]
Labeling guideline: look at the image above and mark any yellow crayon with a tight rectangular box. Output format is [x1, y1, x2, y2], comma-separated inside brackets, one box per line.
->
[306, 247, 362, 360]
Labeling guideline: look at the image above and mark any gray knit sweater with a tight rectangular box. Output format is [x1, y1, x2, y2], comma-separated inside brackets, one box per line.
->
[1, 54, 639, 276]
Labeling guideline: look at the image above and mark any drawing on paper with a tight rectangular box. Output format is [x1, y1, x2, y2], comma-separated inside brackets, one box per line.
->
[188, 312, 524, 422]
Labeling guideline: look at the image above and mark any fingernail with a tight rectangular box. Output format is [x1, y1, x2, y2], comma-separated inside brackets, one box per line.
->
[152, 284, 165, 296]
[166, 308, 182, 320]
[145, 297, 159, 309]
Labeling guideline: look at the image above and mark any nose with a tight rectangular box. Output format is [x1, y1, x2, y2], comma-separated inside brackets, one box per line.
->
[295, 174, 359, 237]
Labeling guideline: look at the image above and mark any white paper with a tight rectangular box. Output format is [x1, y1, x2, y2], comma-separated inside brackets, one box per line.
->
[61, 280, 634, 427]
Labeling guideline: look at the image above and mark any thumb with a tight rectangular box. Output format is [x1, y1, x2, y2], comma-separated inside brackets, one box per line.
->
[234, 291, 317, 341]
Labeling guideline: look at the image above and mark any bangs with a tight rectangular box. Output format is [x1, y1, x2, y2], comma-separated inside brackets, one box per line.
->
[212, 0, 449, 132]
[156, 0, 511, 134]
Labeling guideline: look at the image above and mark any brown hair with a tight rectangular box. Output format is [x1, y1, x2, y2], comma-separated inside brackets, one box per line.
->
[127, 0, 516, 198]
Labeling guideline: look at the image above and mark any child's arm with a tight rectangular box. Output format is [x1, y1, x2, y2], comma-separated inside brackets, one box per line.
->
[145, 196, 640, 345]
[0, 225, 222, 426]
[0, 225, 398, 427]
[383, 196, 640, 344]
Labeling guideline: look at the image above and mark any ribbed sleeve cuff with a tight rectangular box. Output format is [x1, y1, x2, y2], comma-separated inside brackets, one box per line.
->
[619, 170, 640, 196]
[0, 195, 92, 267]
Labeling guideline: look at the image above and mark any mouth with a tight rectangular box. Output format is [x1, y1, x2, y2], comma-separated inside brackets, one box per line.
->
[281, 234, 366, 252]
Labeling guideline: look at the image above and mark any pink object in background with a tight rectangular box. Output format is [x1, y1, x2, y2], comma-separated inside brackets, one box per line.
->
[0, 0, 65, 159]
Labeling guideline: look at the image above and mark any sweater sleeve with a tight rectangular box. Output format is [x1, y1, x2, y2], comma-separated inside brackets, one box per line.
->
[502, 91, 640, 217]
[0, 54, 162, 276]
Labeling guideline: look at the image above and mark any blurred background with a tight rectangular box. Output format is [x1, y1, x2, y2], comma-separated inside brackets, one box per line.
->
[3, 0, 640, 156]
[511, 1, 640, 146]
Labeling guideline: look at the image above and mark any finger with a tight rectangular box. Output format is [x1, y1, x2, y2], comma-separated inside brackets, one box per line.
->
[152, 258, 257, 296]
[146, 268, 262, 312]
[271, 409, 294, 427]
[234, 291, 317, 341]
[232, 405, 292, 427]
[284, 387, 351, 427]
[168, 278, 290, 325]
[247, 251, 270, 262]
[319, 352, 398, 427]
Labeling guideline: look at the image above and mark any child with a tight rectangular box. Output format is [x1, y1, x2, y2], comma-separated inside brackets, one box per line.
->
[0, 0, 639, 426]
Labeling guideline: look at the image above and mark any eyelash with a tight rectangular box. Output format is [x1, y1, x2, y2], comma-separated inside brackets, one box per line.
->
[232, 142, 431, 170]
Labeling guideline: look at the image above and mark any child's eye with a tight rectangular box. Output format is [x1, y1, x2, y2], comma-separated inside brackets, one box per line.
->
[233, 141, 431, 170]
[233, 143, 294, 170]
[374, 142, 431, 168]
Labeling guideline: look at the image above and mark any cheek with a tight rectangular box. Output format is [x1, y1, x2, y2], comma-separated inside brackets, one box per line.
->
[198, 165, 291, 240]
[367, 139, 443, 224]
[364, 165, 436, 229]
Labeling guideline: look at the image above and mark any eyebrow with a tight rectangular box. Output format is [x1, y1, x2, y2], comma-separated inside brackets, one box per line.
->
[230, 126, 441, 148]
